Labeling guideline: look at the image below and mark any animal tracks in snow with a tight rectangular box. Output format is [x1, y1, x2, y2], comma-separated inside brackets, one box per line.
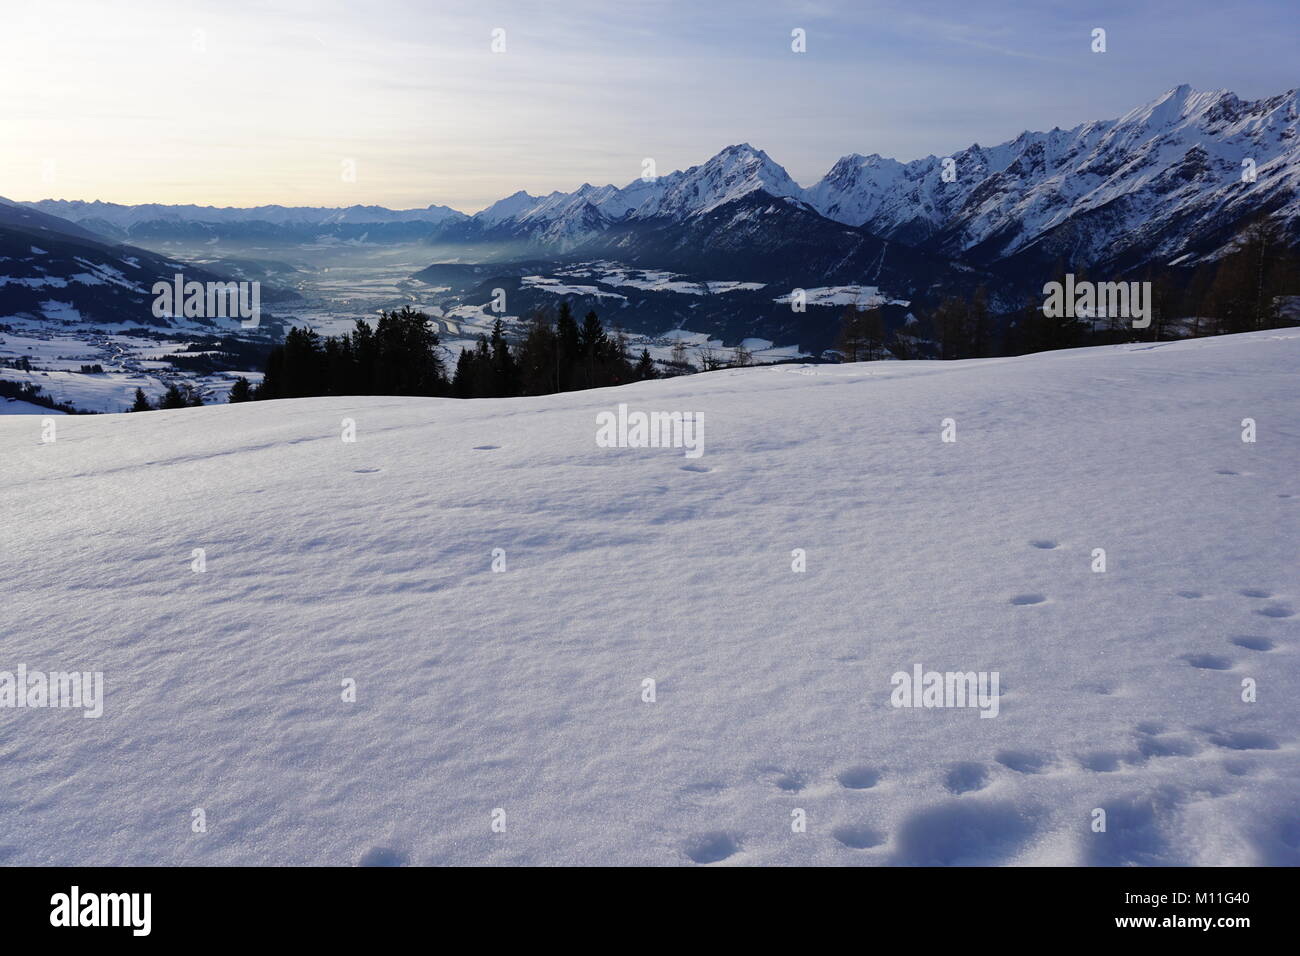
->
[680, 713, 1294, 864]
[695, 526, 1286, 863]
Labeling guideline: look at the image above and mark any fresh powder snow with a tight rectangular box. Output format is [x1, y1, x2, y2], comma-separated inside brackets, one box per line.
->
[1, 330, 1296, 866]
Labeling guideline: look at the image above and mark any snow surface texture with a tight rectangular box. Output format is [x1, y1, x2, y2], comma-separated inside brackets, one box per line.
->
[1, 331, 1297, 866]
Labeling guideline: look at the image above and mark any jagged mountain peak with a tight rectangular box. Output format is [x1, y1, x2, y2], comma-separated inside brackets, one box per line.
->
[630, 142, 802, 220]
[16, 85, 1298, 292]
[803, 84, 1300, 273]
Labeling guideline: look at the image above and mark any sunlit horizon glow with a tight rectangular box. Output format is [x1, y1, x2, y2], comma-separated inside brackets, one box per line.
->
[2, 0, 1295, 213]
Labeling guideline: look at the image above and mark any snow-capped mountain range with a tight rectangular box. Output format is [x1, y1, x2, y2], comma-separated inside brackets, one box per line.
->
[14, 85, 1300, 287]
[458, 85, 1300, 274]
[462, 143, 813, 252]
[29, 200, 466, 229]
[806, 84, 1300, 276]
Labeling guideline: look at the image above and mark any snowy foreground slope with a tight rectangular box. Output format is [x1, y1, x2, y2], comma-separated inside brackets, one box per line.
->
[1, 331, 1297, 866]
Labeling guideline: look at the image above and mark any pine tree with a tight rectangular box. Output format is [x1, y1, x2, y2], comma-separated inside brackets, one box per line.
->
[375, 306, 446, 395]
[578, 310, 607, 388]
[933, 297, 970, 359]
[469, 336, 493, 397]
[130, 388, 152, 412]
[555, 302, 580, 391]
[159, 384, 188, 409]
[228, 377, 253, 403]
[634, 349, 657, 380]
[516, 311, 558, 395]
[969, 287, 991, 357]
[451, 347, 476, 399]
[489, 319, 518, 396]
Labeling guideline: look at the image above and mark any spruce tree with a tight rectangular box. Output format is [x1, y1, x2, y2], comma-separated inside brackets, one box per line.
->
[451, 348, 476, 399]
[228, 377, 253, 403]
[578, 310, 607, 388]
[159, 384, 188, 409]
[634, 349, 656, 380]
[516, 311, 558, 395]
[489, 320, 518, 396]
[555, 302, 579, 391]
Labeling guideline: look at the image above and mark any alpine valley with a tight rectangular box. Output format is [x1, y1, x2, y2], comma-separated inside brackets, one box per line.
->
[3, 84, 1298, 413]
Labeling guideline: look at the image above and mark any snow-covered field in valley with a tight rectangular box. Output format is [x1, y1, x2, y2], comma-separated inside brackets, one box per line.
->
[1, 330, 1297, 866]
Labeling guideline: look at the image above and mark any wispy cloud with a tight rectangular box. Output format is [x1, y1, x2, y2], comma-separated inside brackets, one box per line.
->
[0, 0, 1293, 209]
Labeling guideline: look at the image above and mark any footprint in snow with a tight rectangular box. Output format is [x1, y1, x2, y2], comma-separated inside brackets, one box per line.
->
[1078, 752, 1123, 773]
[890, 799, 1040, 866]
[353, 467, 382, 474]
[357, 846, 408, 867]
[1230, 635, 1275, 651]
[1183, 653, 1233, 670]
[684, 831, 741, 864]
[679, 463, 711, 473]
[944, 762, 989, 794]
[1135, 731, 1200, 758]
[832, 824, 885, 850]
[473, 445, 499, 450]
[1177, 590, 1205, 599]
[837, 766, 882, 790]
[1205, 729, 1279, 751]
[1028, 539, 1059, 550]
[1256, 605, 1295, 618]
[1239, 588, 1273, 599]
[678, 781, 728, 804]
[1083, 793, 1178, 866]
[995, 750, 1052, 774]
[759, 768, 808, 793]
[1010, 593, 1047, 606]
[1077, 680, 1119, 696]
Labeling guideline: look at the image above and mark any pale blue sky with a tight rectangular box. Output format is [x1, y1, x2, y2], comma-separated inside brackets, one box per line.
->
[1, 0, 1295, 210]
